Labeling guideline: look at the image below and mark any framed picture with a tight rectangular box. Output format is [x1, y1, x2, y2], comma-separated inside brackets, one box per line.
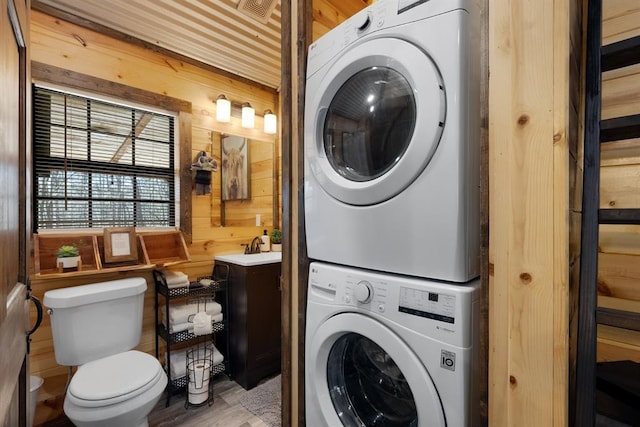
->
[221, 135, 250, 201]
[103, 227, 138, 263]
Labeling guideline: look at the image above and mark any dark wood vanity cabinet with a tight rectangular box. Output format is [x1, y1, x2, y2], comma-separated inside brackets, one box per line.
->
[218, 260, 281, 390]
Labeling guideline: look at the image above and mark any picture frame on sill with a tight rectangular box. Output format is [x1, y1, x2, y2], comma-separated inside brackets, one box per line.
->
[104, 227, 138, 263]
[221, 135, 250, 201]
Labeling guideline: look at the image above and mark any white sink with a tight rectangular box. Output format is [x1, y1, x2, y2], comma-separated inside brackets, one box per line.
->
[214, 251, 282, 267]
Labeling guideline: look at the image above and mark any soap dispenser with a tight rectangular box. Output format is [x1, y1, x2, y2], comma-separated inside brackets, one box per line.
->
[260, 229, 270, 252]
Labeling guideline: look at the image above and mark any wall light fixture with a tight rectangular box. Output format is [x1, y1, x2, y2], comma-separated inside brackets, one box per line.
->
[216, 95, 231, 123]
[241, 103, 255, 128]
[215, 95, 276, 134]
[264, 110, 277, 134]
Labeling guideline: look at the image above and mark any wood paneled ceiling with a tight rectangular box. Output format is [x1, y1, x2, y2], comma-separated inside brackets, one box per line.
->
[33, 0, 282, 90]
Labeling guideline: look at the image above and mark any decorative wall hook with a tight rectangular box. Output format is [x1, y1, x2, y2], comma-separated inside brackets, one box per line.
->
[191, 151, 217, 195]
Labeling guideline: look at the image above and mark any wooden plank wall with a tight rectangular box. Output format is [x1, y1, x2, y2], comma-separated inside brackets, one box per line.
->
[597, 0, 640, 363]
[489, 0, 582, 425]
[28, 10, 280, 425]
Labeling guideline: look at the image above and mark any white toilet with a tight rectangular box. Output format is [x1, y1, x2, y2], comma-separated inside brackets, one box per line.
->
[44, 277, 167, 427]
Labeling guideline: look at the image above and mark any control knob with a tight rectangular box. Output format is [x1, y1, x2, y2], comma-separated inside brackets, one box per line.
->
[354, 280, 373, 304]
[354, 12, 372, 32]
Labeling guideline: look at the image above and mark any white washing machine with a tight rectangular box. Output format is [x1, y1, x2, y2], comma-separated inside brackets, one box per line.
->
[304, 0, 480, 282]
[305, 262, 480, 427]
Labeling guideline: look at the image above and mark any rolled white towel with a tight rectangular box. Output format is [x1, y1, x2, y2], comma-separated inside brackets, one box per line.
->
[167, 345, 224, 380]
[192, 312, 213, 336]
[162, 301, 222, 325]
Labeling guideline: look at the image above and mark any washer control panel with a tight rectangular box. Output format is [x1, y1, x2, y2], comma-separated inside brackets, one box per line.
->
[308, 262, 479, 347]
[398, 287, 456, 324]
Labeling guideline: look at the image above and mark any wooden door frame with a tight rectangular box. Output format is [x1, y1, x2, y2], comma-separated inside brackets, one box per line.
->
[280, 0, 313, 425]
[0, 0, 30, 425]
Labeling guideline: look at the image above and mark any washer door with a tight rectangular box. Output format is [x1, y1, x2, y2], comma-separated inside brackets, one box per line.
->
[306, 37, 445, 206]
[308, 313, 446, 427]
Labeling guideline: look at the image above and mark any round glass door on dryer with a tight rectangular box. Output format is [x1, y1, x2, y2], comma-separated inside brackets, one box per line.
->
[304, 0, 480, 283]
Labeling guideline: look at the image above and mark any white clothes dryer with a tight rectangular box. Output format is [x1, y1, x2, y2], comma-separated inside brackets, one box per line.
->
[305, 262, 480, 427]
[304, 0, 480, 282]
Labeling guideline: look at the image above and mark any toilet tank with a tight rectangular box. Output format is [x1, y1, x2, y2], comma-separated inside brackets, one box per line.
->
[44, 277, 147, 366]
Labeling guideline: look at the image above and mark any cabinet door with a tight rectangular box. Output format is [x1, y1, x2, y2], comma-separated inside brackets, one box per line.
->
[246, 264, 281, 365]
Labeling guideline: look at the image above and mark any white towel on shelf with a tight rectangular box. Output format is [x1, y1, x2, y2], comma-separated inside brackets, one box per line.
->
[192, 312, 213, 336]
[161, 270, 190, 289]
[162, 270, 189, 289]
[166, 345, 224, 380]
[160, 301, 222, 326]
[162, 269, 188, 283]
[165, 313, 223, 333]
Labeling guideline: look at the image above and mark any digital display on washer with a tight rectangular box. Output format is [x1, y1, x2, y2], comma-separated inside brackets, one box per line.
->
[398, 286, 455, 324]
[398, 0, 430, 14]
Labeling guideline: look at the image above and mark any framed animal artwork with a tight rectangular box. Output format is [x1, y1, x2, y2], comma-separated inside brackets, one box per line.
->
[221, 135, 250, 201]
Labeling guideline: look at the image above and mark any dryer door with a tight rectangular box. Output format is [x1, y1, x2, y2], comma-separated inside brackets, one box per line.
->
[305, 37, 445, 206]
[307, 313, 445, 427]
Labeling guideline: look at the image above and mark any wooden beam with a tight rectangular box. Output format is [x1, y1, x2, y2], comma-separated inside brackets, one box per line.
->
[489, 0, 573, 425]
[31, 62, 192, 113]
[281, 0, 292, 425]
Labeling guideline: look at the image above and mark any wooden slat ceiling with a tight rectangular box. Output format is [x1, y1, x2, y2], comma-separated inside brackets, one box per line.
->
[35, 0, 282, 89]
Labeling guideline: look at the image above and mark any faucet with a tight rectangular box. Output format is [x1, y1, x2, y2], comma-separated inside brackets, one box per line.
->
[249, 236, 262, 254]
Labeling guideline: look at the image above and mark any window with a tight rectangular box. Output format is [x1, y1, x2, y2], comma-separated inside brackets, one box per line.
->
[33, 86, 176, 230]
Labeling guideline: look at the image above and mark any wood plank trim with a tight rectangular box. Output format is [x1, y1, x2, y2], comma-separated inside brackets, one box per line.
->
[30, 0, 278, 93]
[600, 114, 640, 143]
[597, 307, 640, 332]
[296, 1, 313, 425]
[602, 35, 640, 72]
[281, 1, 292, 426]
[489, 0, 573, 425]
[574, 0, 603, 425]
[599, 208, 640, 225]
[31, 61, 191, 113]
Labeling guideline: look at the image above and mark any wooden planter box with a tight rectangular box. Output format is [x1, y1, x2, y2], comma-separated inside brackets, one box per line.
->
[34, 234, 101, 275]
[139, 231, 191, 266]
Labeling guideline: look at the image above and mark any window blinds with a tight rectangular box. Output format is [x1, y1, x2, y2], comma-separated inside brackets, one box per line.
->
[33, 86, 175, 229]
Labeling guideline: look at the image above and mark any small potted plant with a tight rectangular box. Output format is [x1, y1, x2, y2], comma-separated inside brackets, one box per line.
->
[270, 229, 282, 252]
[56, 244, 80, 269]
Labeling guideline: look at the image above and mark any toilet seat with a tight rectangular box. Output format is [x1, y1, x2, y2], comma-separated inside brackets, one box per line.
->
[67, 350, 165, 408]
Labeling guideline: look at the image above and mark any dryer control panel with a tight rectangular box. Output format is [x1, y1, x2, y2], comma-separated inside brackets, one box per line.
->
[306, 0, 476, 78]
[308, 261, 479, 348]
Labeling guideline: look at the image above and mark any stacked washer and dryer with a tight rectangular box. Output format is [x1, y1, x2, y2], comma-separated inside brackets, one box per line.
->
[304, 0, 481, 426]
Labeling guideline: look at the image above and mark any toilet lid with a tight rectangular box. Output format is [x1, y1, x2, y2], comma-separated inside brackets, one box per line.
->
[69, 350, 163, 405]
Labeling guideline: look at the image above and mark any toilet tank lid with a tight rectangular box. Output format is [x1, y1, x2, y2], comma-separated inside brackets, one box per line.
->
[44, 277, 147, 309]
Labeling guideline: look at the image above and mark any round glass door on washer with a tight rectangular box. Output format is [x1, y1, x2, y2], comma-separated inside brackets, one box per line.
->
[327, 334, 418, 426]
[305, 262, 480, 427]
[304, 0, 480, 283]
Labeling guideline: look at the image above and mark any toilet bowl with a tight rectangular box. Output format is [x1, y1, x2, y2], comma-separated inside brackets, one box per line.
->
[44, 278, 167, 427]
[63, 351, 167, 427]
